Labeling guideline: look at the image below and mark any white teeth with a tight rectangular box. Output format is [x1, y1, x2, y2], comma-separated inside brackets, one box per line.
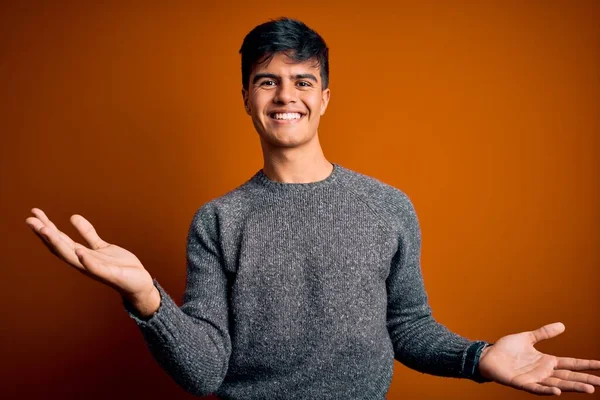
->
[272, 112, 302, 120]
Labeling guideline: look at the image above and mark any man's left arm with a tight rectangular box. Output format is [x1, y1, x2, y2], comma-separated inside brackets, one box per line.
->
[387, 195, 600, 395]
[385, 194, 487, 381]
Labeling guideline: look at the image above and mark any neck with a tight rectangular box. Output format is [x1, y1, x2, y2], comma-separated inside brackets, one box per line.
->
[260, 134, 333, 184]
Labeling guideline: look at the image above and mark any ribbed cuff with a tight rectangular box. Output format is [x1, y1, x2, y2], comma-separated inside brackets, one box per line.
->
[122, 279, 164, 324]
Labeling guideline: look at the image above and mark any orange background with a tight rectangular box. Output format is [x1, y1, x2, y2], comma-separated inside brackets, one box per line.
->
[1, 1, 598, 399]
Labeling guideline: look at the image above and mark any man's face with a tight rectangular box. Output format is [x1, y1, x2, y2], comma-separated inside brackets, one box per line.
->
[242, 52, 330, 149]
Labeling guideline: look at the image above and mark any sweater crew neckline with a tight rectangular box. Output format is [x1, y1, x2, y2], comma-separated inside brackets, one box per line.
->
[252, 162, 341, 191]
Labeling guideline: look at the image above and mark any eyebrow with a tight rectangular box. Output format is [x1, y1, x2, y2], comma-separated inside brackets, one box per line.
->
[252, 73, 319, 84]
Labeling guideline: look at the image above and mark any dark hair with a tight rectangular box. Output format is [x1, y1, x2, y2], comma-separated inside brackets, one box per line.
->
[239, 18, 329, 90]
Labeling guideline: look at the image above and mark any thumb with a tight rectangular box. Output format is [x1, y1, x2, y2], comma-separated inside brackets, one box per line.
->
[529, 322, 566, 344]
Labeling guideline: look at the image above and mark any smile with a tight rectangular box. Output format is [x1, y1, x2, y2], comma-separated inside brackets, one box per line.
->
[269, 112, 304, 122]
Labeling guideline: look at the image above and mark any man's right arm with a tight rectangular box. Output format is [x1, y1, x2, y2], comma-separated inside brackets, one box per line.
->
[122, 204, 231, 396]
[26, 206, 231, 396]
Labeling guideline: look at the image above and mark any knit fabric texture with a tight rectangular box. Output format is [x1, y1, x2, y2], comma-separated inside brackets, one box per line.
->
[124, 163, 482, 399]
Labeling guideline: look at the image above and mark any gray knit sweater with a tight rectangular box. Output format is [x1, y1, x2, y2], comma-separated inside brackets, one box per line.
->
[124, 163, 484, 399]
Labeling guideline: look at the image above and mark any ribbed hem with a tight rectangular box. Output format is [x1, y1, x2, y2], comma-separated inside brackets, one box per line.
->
[365, 365, 394, 399]
[251, 162, 342, 192]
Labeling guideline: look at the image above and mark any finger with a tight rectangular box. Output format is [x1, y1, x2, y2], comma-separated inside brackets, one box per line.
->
[556, 358, 600, 371]
[26, 219, 62, 257]
[26, 216, 49, 239]
[28, 215, 85, 254]
[529, 322, 566, 344]
[70, 214, 108, 250]
[31, 208, 60, 231]
[27, 217, 65, 254]
[542, 377, 595, 394]
[38, 225, 84, 269]
[58, 231, 84, 250]
[520, 382, 561, 396]
[553, 370, 600, 386]
[29, 210, 77, 248]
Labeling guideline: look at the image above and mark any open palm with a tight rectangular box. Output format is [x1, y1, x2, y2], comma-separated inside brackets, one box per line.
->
[25, 208, 153, 298]
[479, 322, 600, 395]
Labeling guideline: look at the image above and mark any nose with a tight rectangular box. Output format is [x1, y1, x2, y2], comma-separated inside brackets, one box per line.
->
[273, 80, 296, 104]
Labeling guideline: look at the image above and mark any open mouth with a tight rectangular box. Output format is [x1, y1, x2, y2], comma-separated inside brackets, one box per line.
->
[269, 112, 305, 122]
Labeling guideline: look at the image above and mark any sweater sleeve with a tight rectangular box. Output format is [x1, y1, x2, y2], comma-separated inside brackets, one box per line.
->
[123, 205, 231, 395]
[386, 194, 486, 381]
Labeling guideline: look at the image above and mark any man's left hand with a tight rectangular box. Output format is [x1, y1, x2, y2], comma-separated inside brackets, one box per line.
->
[478, 322, 600, 396]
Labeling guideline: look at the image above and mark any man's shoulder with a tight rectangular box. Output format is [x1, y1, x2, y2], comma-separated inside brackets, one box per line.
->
[337, 164, 419, 234]
[338, 164, 413, 210]
[192, 172, 261, 223]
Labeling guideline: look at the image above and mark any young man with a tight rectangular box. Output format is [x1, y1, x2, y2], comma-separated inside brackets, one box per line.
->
[26, 18, 599, 399]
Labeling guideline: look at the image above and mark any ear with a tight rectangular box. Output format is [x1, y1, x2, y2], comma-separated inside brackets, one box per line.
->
[241, 88, 251, 115]
[320, 88, 331, 116]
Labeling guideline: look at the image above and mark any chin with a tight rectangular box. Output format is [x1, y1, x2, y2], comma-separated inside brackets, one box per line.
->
[261, 134, 311, 149]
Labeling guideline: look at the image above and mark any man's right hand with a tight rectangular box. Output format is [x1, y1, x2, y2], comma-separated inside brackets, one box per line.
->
[25, 208, 160, 317]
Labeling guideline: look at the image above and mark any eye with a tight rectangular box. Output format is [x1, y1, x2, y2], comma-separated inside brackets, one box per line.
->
[260, 80, 276, 86]
[297, 81, 312, 87]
